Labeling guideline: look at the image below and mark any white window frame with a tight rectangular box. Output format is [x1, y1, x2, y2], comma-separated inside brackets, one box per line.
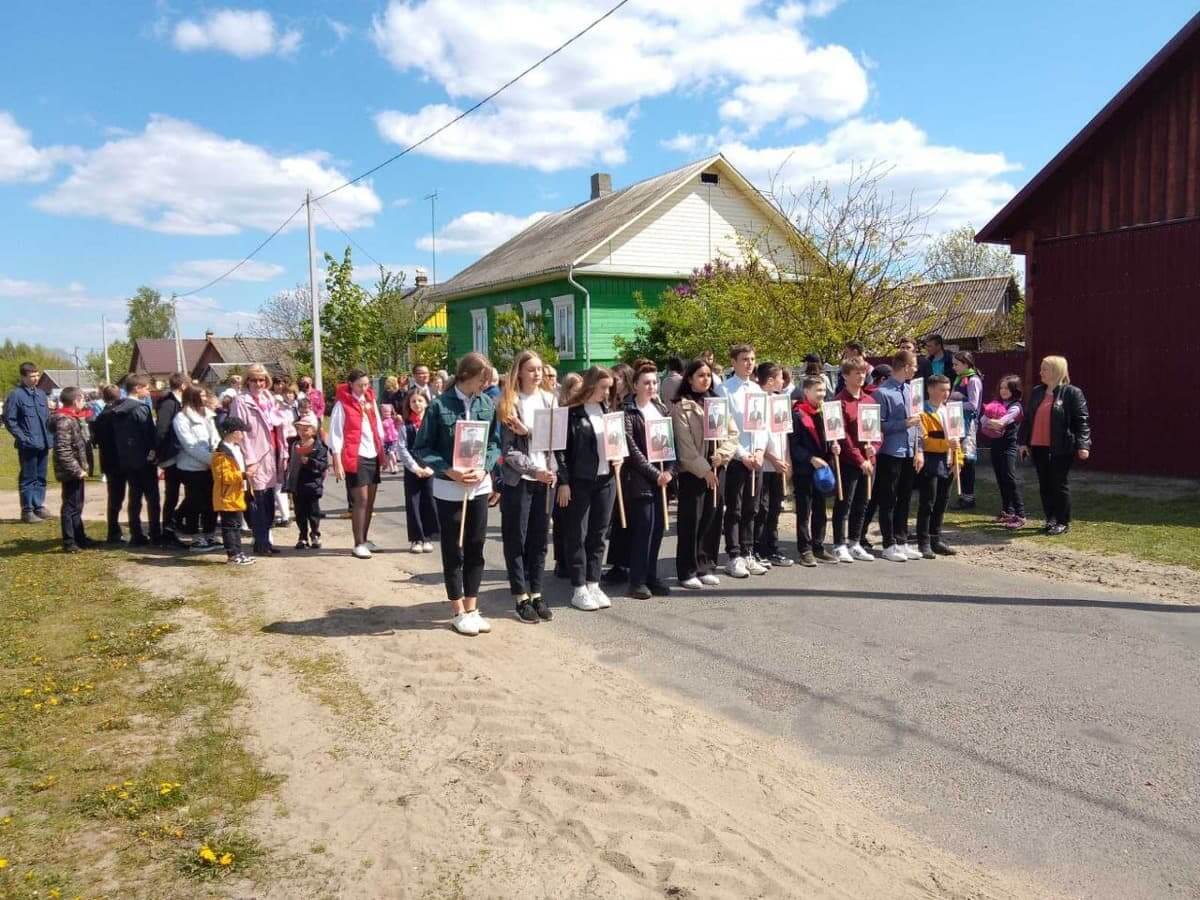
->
[471, 308, 488, 354]
[551, 295, 575, 359]
[521, 299, 542, 330]
[494, 303, 512, 318]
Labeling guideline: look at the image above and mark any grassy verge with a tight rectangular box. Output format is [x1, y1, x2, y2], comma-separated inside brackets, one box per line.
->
[0, 440, 17, 486]
[0, 521, 278, 899]
[943, 459, 1200, 571]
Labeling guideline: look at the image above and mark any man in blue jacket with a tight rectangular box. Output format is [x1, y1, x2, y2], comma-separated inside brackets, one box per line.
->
[3, 361, 52, 523]
[873, 350, 925, 563]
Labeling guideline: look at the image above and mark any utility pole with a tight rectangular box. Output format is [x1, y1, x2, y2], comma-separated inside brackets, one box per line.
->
[306, 190, 323, 395]
[101, 315, 111, 384]
[424, 190, 438, 283]
[73, 346, 81, 389]
[172, 300, 186, 375]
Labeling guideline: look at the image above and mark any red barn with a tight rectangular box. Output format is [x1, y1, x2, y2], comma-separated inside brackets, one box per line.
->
[977, 11, 1200, 477]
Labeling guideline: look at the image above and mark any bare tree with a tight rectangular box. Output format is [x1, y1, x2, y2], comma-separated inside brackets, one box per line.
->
[251, 284, 315, 342]
[925, 225, 1018, 281]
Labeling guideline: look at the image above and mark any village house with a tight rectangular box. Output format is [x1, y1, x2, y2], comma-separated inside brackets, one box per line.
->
[976, 10, 1200, 477]
[908, 275, 1023, 352]
[37, 368, 99, 395]
[128, 332, 302, 390]
[425, 155, 807, 371]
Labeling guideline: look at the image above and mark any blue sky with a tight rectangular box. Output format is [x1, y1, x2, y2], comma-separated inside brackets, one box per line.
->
[1, 0, 1195, 354]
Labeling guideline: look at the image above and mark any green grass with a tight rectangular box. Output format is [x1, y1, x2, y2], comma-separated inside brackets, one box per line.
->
[0, 521, 279, 899]
[944, 464, 1200, 571]
[0, 440, 17, 485]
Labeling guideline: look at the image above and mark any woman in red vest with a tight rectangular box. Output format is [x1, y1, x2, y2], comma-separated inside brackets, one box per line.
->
[330, 368, 385, 559]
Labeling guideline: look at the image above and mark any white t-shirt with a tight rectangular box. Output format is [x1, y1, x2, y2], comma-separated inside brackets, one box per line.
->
[518, 390, 550, 480]
[585, 403, 607, 475]
[329, 396, 380, 460]
[638, 399, 660, 421]
[717, 374, 767, 458]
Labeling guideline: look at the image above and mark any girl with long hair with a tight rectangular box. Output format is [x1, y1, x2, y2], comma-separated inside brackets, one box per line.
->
[397, 389, 437, 552]
[330, 368, 386, 559]
[950, 351, 984, 509]
[172, 385, 220, 552]
[621, 360, 674, 599]
[602, 362, 635, 585]
[981, 374, 1026, 528]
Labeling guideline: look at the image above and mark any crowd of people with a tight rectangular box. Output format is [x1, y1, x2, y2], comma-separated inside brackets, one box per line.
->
[2, 339, 1091, 637]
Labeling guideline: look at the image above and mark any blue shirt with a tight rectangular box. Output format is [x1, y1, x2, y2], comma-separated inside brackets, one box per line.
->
[875, 377, 918, 458]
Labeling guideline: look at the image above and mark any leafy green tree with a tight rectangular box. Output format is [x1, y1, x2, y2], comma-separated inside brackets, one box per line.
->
[0, 340, 73, 388]
[410, 335, 448, 372]
[925, 225, 1018, 281]
[126, 286, 173, 342]
[85, 339, 132, 384]
[300, 248, 378, 382]
[370, 268, 437, 375]
[490, 310, 559, 373]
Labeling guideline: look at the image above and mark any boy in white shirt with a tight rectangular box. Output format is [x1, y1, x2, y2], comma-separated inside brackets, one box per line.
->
[715, 343, 768, 578]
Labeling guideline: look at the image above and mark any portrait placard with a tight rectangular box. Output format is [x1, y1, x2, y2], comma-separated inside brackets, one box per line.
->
[645, 417, 676, 464]
[602, 412, 628, 462]
[743, 392, 767, 433]
[530, 406, 568, 452]
[858, 404, 882, 443]
[943, 401, 966, 441]
[452, 420, 488, 471]
[821, 400, 846, 442]
[908, 378, 924, 416]
[703, 397, 728, 441]
[768, 393, 793, 434]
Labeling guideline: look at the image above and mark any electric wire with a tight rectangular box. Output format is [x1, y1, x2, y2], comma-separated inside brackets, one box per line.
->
[173, 201, 305, 298]
[314, 198, 385, 270]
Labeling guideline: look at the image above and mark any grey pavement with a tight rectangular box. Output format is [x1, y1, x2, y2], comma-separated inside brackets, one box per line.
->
[355, 477, 1200, 899]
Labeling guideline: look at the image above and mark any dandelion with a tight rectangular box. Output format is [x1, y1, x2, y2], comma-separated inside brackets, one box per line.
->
[219, 852, 234, 866]
[117, 791, 129, 800]
[33, 703, 43, 711]
[0, 857, 8, 869]
[49, 889, 62, 899]
[47, 697, 59, 706]
[21, 688, 33, 696]
[199, 845, 217, 863]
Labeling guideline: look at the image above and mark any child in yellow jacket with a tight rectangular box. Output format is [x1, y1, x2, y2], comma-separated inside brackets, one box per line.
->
[916, 376, 965, 558]
[212, 416, 255, 566]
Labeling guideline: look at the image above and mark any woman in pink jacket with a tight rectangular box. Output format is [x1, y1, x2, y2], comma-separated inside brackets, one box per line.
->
[230, 364, 289, 555]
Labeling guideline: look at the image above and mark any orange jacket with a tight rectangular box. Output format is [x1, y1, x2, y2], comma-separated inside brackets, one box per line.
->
[211, 445, 248, 513]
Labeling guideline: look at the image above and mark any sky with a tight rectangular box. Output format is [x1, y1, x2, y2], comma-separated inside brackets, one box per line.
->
[1, 0, 1196, 356]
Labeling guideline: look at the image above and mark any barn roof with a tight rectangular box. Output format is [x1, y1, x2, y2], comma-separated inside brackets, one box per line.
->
[909, 275, 1020, 341]
[131, 338, 208, 375]
[425, 154, 801, 302]
[205, 336, 301, 367]
[977, 11, 1200, 244]
[39, 369, 98, 391]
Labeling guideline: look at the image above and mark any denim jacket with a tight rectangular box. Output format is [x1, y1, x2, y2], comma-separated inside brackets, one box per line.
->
[3, 384, 51, 451]
[413, 388, 501, 481]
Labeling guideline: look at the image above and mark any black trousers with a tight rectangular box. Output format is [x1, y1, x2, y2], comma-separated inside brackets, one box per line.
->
[104, 470, 127, 539]
[552, 502, 568, 571]
[60, 477, 87, 549]
[501, 480, 550, 596]
[606, 504, 630, 569]
[219, 510, 244, 558]
[722, 459, 757, 559]
[793, 476, 828, 552]
[990, 440, 1025, 516]
[127, 465, 162, 541]
[832, 465, 868, 547]
[874, 454, 916, 548]
[916, 467, 951, 544]
[627, 491, 665, 589]
[1031, 447, 1074, 525]
[961, 460, 976, 496]
[293, 492, 322, 542]
[564, 475, 615, 587]
[177, 469, 216, 536]
[161, 465, 183, 533]
[436, 495, 490, 601]
[403, 471, 437, 543]
[250, 488, 276, 552]
[676, 471, 718, 581]
[753, 470, 783, 558]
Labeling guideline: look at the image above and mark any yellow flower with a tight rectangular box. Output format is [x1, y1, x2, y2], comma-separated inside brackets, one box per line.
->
[159, 786, 171, 796]
[21, 688, 33, 696]
[123, 780, 134, 787]
[219, 852, 234, 866]
[49, 888, 62, 899]
[0, 857, 8, 869]
[47, 697, 59, 706]
[117, 791, 129, 799]
[32, 703, 43, 711]
[199, 845, 217, 863]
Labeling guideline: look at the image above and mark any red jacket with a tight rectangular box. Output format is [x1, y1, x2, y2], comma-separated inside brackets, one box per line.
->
[335, 383, 384, 475]
[835, 388, 879, 469]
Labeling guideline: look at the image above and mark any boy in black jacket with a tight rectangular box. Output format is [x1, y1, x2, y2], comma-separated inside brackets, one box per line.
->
[789, 375, 840, 567]
[110, 376, 161, 545]
[283, 413, 329, 549]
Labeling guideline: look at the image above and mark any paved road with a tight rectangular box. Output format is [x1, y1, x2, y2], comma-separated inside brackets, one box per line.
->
[355, 478, 1200, 899]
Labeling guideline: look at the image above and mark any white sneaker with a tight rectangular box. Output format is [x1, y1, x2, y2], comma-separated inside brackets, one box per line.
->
[422, 541, 434, 553]
[882, 544, 908, 563]
[571, 586, 600, 611]
[833, 544, 854, 563]
[725, 557, 749, 579]
[365, 540, 379, 552]
[588, 582, 612, 609]
[700, 573, 721, 586]
[755, 554, 773, 569]
[746, 557, 768, 576]
[681, 577, 703, 590]
[411, 541, 423, 554]
[849, 543, 874, 562]
[470, 610, 491, 633]
[352, 544, 372, 559]
[451, 612, 479, 635]
[904, 543, 923, 560]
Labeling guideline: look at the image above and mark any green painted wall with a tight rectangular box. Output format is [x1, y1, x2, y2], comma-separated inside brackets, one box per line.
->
[446, 274, 680, 372]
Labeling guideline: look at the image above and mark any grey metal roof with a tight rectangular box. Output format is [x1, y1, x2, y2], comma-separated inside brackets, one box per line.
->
[39, 369, 98, 391]
[909, 276, 1020, 341]
[425, 156, 728, 302]
[205, 336, 301, 366]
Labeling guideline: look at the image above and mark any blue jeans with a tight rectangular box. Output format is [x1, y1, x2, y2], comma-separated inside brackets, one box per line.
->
[18, 447, 48, 513]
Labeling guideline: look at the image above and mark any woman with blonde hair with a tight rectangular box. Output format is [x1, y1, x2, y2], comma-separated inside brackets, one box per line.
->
[230, 363, 289, 554]
[1019, 355, 1090, 535]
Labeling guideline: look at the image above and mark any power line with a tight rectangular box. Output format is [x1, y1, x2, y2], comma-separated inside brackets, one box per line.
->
[313, 197, 385, 270]
[174, 201, 305, 298]
[313, 0, 633, 202]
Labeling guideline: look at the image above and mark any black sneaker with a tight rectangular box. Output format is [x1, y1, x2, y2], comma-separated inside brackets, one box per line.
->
[310, 534, 322, 550]
[812, 546, 833, 562]
[129, 534, 151, 547]
[931, 540, 957, 556]
[532, 596, 553, 621]
[768, 553, 795, 567]
[1041, 520, 1057, 533]
[798, 550, 817, 568]
[63, 544, 82, 554]
[954, 496, 976, 509]
[647, 580, 672, 597]
[918, 544, 936, 560]
[601, 566, 628, 585]
[295, 539, 309, 550]
[1047, 523, 1070, 536]
[105, 533, 127, 545]
[21, 510, 40, 524]
[629, 585, 652, 600]
[34, 506, 52, 521]
[515, 600, 539, 623]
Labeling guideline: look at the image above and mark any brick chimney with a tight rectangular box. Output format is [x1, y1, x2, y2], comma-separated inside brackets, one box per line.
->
[590, 172, 612, 201]
[415, 272, 429, 288]
[204, 330, 214, 341]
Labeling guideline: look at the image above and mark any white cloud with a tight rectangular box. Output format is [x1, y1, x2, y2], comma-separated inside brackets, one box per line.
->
[777, 0, 843, 23]
[326, 17, 351, 43]
[721, 117, 1022, 234]
[417, 210, 549, 254]
[371, 0, 868, 169]
[158, 259, 286, 290]
[0, 111, 78, 183]
[35, 115, 381, 236]
[173, 9, 301, 58]
[0, 276, 52, 298]
[660, 132, 708, 154]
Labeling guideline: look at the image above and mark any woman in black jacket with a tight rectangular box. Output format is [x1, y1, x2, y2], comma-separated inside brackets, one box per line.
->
[621, 361, 675, 599]
[555, 366, 617, 612]
[1019, 355, 1091, 535]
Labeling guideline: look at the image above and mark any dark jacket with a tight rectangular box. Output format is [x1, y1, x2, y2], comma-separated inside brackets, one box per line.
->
[155, 392, 182, 463]
[283, 436, 330, 497]
[621, 395, 675, 499]
[110, 397, 157, 473]
[789, 400, 830, 482]
[1019, 383, 1091, 457]
[413, 389, 501, 483]
[3, 384, 51, 451]
[554, 403, 610, 487]
[91, 403, 121, 476]
[917, 350, 956, 384]
[51, 411, 93, 481]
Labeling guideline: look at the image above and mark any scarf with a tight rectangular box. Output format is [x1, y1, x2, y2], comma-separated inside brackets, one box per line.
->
[56, 405, 89, 419]
[795, 399, 823, 448]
